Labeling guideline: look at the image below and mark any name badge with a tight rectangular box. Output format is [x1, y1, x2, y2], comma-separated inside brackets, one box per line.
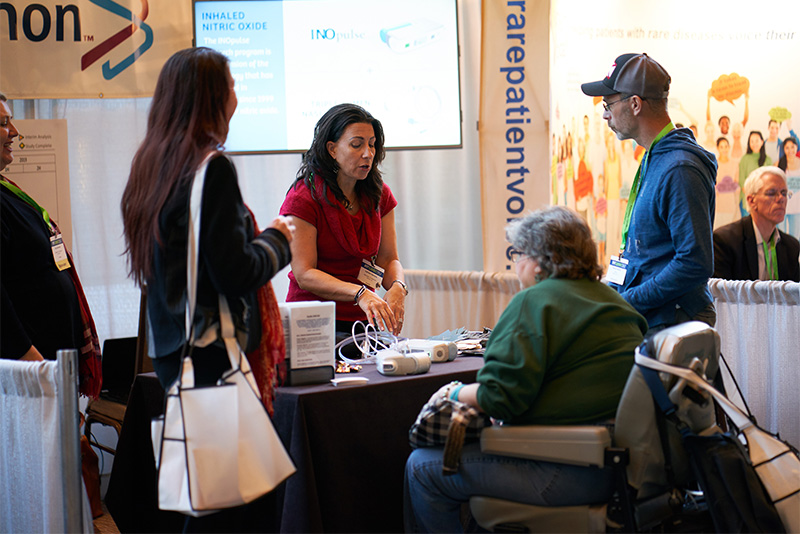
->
[357, 258, 384, 289]
[606, 255, 628, 285]
[50, 234, 71, 271]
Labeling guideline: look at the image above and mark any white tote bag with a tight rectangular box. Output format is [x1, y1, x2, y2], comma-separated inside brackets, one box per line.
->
[151, 154, 295, 516]
[636, 351, 800, 533]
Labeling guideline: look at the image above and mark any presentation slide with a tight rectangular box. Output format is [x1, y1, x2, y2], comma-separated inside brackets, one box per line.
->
[194, 0, 462, 153]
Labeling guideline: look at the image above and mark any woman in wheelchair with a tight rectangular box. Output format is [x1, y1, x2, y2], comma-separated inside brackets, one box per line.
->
[404, 207, 648, 532]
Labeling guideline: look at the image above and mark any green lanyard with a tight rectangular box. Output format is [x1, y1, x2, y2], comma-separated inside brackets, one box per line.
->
[762, 233, 779, 280]
[619, 122, 675, 254]
[1, 178, 55, 234]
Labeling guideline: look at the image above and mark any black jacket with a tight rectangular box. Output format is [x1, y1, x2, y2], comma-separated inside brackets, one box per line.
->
[713, 215, 800, 282]
[1, 182, 83, 359]
[147, 154, 291, 358]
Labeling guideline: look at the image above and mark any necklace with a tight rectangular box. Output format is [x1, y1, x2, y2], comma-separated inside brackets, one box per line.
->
[343, 195, 357, 212]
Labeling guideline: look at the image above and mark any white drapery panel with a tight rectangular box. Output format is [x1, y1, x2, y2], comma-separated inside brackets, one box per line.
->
[709, 278, 800, 449]
[0, 359, 92, 533]
[403, 269, 522, 338]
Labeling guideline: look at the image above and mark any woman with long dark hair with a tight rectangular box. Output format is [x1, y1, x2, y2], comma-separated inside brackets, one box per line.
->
[121, 46, 294, 394]
[280, 103, 406, 338]
[121, 46, 294, 530]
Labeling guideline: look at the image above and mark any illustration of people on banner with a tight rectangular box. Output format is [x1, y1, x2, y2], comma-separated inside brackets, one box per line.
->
[553, 71, 800, 267]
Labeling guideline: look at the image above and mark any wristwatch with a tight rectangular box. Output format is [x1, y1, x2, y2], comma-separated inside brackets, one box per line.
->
[391, 279, 408, 295]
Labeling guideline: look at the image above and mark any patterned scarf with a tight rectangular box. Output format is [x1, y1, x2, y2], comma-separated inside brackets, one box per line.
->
[62, 240, 103, 399]
[244, 206, 287, 417]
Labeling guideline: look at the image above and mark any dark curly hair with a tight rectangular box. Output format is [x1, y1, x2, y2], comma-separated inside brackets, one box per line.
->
[506, 206, 603, 281]
[290, 103, 385, 211]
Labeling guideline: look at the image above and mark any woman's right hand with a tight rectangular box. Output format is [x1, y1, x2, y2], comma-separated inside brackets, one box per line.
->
[269, 215, 295, 243]
[357, 289, 398, 334]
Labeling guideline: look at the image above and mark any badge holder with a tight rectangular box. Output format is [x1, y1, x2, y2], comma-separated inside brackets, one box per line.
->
[607, 255, 628, 286]
[358, 257, 384, 289]
[51, 234, 71, 271]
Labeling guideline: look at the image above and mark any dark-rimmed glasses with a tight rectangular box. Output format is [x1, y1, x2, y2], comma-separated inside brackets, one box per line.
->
[602, 94, 634, 112]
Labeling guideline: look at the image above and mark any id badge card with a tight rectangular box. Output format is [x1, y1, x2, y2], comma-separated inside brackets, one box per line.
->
[357, 259, 384, 289]
[607, 255, 628, 285]
[50, 234, 71, 271]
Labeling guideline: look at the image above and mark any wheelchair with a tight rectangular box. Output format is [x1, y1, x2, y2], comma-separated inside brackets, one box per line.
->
[469, 321, 722, 532]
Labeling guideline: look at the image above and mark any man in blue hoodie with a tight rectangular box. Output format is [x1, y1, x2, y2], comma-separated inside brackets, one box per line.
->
[582, 53, 718, 330]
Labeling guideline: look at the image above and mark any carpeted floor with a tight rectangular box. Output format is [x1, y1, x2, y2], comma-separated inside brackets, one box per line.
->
[93, 501, 119, 534]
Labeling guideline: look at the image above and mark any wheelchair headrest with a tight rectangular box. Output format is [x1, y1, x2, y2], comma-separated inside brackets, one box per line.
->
[643, 321, 720, 387]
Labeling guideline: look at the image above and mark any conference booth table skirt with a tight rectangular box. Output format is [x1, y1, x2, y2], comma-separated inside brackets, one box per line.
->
[105, 356, 483, 533]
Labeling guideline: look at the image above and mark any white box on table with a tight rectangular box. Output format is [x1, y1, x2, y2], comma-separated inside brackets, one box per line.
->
[278, 301, 335, 385]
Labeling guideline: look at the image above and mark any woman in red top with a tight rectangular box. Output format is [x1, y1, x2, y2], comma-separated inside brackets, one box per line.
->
[281, 104, 406, 337]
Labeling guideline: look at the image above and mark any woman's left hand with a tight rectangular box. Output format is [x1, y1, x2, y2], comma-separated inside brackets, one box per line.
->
[384, 283, 406, 335]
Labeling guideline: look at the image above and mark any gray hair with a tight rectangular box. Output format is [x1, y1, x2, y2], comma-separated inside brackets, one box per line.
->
[744, 165, 787, 199]
[506, 206, 603, 281]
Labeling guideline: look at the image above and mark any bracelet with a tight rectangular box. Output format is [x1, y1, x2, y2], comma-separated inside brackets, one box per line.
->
[442, 380, 461, 399]
[390, 279, 408, 295]
[353, 285, 367, 305]
[450, 384, 465, 401]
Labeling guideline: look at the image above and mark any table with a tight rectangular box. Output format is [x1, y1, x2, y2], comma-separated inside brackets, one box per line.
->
[105, 356, 484, 533]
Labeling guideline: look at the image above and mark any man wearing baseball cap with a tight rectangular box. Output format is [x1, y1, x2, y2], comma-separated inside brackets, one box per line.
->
[582, 53, 718, 330]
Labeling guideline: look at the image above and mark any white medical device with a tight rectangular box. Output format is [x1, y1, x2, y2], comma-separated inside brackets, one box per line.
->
[395, 339, 457, 363]
[375, 349, 431, 376]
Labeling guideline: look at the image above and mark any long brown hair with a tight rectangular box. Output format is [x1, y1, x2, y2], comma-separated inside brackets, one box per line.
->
[121, 47, 232, 286]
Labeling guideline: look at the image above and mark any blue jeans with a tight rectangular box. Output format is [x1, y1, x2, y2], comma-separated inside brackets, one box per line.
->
[404, 442, 615, 533]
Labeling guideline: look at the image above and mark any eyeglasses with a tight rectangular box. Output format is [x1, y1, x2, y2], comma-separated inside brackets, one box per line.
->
[509, 250, 528, 263]
[602, 94, 634, 113]
[760, 189, 793, 200]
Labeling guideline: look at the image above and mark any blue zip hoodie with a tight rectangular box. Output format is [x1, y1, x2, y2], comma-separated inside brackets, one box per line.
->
[609, 127, 717, 327]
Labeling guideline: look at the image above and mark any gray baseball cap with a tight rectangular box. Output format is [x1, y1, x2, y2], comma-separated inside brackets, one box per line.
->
[581, 53, 670, 99]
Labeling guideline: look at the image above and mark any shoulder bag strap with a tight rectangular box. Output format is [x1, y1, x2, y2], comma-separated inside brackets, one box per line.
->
[636, 346, 687, 487]
[635, 349, 753, 431]
[218, 294, 255, 387]
[186, 152, 217, 345]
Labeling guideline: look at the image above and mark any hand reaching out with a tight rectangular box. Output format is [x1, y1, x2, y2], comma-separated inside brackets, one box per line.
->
[269, 215, 295, 243]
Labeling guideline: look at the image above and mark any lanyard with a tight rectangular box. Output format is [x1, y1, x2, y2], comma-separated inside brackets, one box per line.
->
[762, 234, 779, 280]
[619, 122, 675, 254]
[1, 178, 55, 234]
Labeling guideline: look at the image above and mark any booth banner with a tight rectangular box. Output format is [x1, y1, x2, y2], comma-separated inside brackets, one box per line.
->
[479, 0, 549, 274]
[550, 0, 800, 266]
[0, 0, 193, 99]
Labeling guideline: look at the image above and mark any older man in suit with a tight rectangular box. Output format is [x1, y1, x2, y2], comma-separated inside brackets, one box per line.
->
[713, 166, 800, 281]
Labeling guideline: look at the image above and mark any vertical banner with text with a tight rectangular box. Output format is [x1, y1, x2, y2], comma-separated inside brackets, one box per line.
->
[479, 0, 550, 273]
[0, 0, 193, 98]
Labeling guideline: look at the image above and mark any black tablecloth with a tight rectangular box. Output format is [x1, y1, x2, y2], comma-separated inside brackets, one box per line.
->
[105, 356, 483, 533]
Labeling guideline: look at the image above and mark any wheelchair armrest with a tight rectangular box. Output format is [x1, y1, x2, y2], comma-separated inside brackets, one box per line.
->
[480, 425, 611, 467]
